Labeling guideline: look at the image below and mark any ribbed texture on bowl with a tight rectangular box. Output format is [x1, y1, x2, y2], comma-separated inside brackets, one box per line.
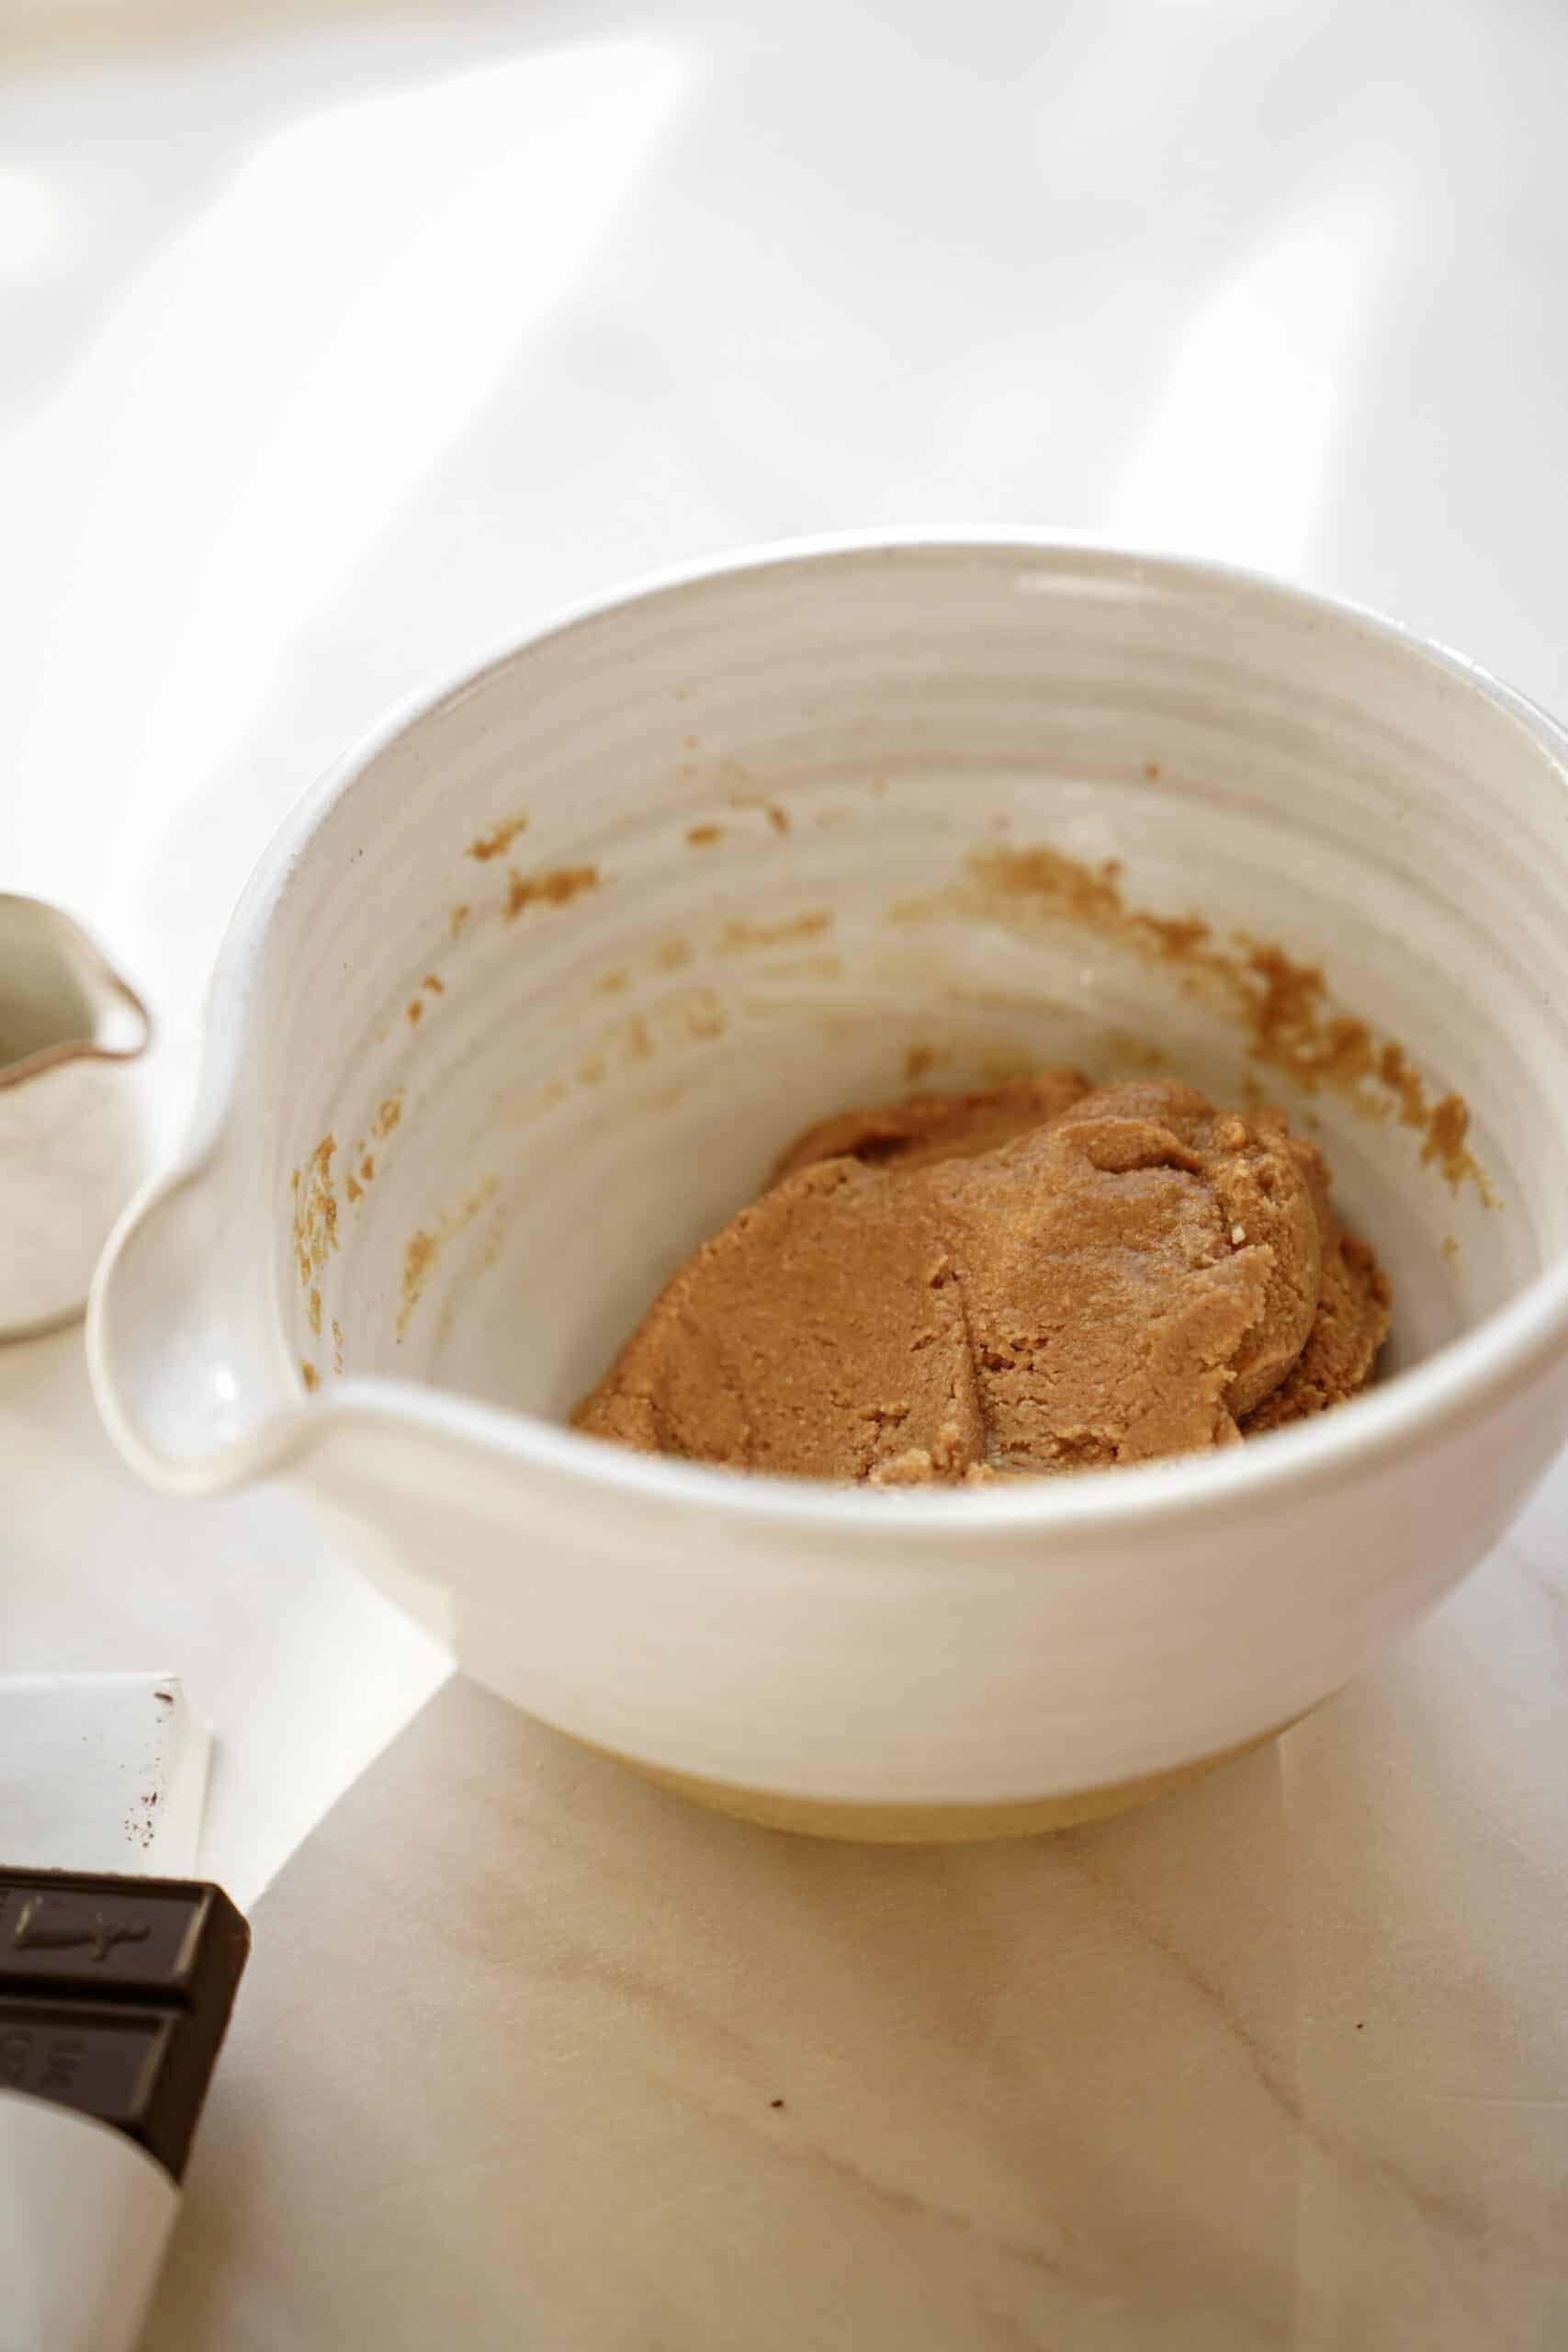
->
[91, 540, 1568, 1807]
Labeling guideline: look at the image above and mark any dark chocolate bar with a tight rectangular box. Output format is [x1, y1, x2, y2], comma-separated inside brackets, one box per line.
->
[0, 1867, 248, 2180]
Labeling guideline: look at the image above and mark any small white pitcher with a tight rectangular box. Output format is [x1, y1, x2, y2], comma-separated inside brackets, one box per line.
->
[0, 895, 151, 1340]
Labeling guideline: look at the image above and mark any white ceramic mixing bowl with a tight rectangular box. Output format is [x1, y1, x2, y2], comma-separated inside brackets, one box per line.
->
[89, 538, 1568, 1836]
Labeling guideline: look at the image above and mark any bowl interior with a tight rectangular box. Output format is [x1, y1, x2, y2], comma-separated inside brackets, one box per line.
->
[252, 546, 1568, 1442]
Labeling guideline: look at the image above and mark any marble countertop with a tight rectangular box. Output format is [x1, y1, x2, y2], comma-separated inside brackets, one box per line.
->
[3, 2, 1566, 2342]
[149, 1586, 1568, 2351]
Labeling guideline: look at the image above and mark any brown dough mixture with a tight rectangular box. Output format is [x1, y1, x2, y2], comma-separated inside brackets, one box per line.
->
[573, 1073, 1392, 1484]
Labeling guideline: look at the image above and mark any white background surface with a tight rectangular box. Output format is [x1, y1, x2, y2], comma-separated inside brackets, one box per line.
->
[3, 0, 1565, 1899]
[2, 8, 1566, 2338]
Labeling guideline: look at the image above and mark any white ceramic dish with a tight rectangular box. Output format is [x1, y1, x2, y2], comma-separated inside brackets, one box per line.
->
[89, 538, 1568, 1835]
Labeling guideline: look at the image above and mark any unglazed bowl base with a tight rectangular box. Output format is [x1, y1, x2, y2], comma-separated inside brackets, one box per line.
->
[606, 1722, 1296, 1844]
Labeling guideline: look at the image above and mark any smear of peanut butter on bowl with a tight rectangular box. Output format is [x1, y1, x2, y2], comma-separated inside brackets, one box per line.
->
[897, 844, 1486, 1199]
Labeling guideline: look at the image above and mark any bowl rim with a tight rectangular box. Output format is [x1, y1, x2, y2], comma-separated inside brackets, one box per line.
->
[91, 528, 1568, 1529]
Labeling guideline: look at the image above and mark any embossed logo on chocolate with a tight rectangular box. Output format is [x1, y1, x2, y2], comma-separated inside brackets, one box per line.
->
[12, 1893, 151, 1962]
[0, 1869, 248, 2180]
[0, 1876, 206, 1991]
